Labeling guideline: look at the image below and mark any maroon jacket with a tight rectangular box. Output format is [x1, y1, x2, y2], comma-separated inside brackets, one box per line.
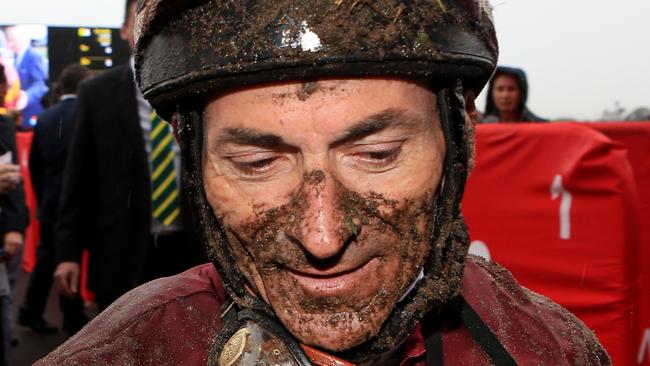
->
[37, 257, 610, 365]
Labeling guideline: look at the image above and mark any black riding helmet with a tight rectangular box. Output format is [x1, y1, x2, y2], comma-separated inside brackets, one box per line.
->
[134, 0, 498, 362]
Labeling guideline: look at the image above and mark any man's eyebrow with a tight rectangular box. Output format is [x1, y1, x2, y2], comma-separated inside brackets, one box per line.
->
[217, 128, 286, 148]
[333, 108, 419, 146]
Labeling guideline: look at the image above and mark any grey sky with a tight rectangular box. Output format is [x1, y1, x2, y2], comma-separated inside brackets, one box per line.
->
[2, 0, 649, 120]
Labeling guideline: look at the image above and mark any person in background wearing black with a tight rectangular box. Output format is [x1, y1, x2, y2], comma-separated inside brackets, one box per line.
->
[18, 64, 91, 336]
[482, 66, 547, 123]
[53, 0, 205, 312]
[0, 63, 28, 366]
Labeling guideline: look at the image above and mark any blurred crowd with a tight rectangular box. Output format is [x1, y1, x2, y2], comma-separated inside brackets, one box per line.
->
[0, 3, 207, 363]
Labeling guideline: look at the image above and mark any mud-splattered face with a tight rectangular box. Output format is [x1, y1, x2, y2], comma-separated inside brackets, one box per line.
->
[202, 78, 445, 351]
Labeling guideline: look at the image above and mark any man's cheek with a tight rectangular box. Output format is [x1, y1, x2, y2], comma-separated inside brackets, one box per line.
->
[203, 162, 259, 224]
[223, 222, 283, 278]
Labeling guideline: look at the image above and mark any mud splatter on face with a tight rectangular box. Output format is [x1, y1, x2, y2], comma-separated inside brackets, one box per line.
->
[219, 170, 437, 351]
[296, 81, 320, 101]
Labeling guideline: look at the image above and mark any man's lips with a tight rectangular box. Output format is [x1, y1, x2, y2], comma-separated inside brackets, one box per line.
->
[287, 258, 380, 297]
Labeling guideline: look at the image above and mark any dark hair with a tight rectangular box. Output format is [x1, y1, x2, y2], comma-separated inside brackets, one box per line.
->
[124, 0, 137, 25]
[59, 64, 90, 94]
[0, 64, 6, 85]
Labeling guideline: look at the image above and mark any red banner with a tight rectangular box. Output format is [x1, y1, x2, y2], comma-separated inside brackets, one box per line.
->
[463, 123, 641, 365]
[16, 132, 39, 272]
[587, 122, 650, 365]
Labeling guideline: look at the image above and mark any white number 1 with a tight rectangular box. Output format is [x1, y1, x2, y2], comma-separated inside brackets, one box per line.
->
[551, 175, 572, 240]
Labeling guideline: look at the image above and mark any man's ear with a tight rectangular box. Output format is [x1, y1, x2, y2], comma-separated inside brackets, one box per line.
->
[463, 91, 478, 172]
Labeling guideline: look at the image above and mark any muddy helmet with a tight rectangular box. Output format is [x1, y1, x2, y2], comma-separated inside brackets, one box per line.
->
[135, 0, 497, 118]
[135, 0, 498, 362]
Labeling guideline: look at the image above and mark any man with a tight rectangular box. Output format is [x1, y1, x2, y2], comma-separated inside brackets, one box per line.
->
[18, 64, 91, 335]
[0, 63, 28, 366]
[39, 1, 610, 365]
[482, 66, 546, 123]
[4, 25, 48, 127]
[53, 0, 203, 311]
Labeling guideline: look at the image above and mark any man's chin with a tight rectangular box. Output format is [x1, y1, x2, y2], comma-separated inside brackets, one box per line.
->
[276, 308, 390, 352]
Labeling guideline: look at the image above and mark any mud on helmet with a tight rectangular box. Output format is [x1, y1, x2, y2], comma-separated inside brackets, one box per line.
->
[134, 0, 498, 363]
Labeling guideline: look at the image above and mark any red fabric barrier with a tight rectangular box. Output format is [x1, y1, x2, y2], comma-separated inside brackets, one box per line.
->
[462, 123, 641, 365]
[587, 122, 650, 365]
[80, 250, 95, 303]
[16, 131, 95, 303]
[16, 132, 39, 272]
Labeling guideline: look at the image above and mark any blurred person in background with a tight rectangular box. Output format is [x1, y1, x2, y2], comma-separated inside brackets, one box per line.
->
[53, 0, 204, 312]
[3, 25, 48, 128]
[41, 80, 61, 110]
[18, 64, 91, 336]
[482, 66, 547, 123]
[0, 63, 28, 366]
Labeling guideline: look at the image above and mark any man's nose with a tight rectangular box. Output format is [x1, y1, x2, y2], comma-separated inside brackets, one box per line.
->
[294, 172, 350, 260]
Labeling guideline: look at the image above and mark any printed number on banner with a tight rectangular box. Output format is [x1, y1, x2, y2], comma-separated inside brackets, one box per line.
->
[639, 328, 650, 365]
[550, 175, 572, 240]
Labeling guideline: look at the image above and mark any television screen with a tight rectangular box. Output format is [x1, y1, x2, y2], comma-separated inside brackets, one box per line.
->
[48, 26, 130, 81]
